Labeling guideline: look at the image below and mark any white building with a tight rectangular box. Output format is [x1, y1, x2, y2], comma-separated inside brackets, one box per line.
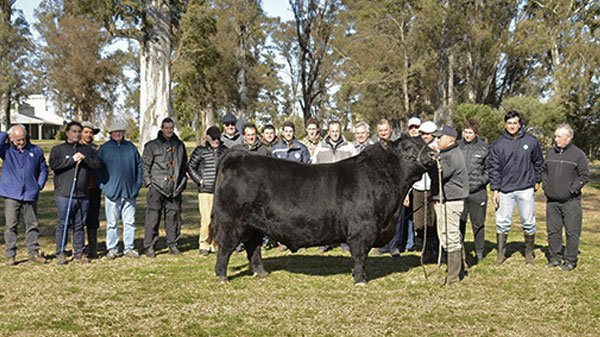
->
[8, 95, 66, 140]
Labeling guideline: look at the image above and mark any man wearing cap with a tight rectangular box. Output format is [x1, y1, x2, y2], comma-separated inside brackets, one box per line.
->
[352, 122, 374, 154]
[80, 121, 101, 258]
[457, 119, 490, 263]
[431, 125, 469, 284]
[221, 113, 242, 149]
[1, 125, 48, 266]
[96, 120, 143, 259]
[142, 117, 188, 257]
[489, 110, 543, 265]
[300, 118, 322, 157]
[188, 126, 229, 256]
[412, 120, 438, 262]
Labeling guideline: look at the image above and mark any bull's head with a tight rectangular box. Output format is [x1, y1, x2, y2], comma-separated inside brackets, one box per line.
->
[382, 135, 437, 172]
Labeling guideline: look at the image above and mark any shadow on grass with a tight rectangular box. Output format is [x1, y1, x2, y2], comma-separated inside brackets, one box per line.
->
[226, 253, 425, 282]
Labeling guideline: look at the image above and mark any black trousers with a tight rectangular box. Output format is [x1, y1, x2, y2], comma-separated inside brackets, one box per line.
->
[459, 188, 487, 255]
[144, 186, 182, 249]
[547, 198, 582, 265]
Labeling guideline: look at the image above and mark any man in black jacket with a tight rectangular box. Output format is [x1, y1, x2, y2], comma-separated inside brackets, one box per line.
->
[49, 121, 101, 264]
[187, 126, 228, 256]
[142, 118, 188, 257]
[458, 119, 490, 263]
[542, 124, 589, 271]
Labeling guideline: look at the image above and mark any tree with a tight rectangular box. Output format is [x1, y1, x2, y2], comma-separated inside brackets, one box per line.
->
[35, 0, 125, 122]
[0, 0, 33, 130]
[290, 0, 339, 124]
[171, 0, 218, 144]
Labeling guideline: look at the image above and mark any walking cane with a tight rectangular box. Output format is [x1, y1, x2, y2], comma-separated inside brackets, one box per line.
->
[58, 161, 80, 266]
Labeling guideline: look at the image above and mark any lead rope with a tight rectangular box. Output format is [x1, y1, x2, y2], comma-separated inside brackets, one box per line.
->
[421, 156, 444, 281]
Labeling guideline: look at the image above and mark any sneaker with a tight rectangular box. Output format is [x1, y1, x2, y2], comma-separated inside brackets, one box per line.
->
[199, 249, 209, 257]
[146, 248, 156, 258]
[106, 249, 118, 260]
[6, 256, 16, 266]
[545, 260, 561, 268]
[559, 262, 575, 271]
[28, 254, 47, 264]
[124, 250, 140, 259]
[169, 246, 182, 255]
[73, 253, 91, 263]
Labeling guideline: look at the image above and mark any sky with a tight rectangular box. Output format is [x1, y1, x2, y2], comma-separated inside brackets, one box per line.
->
[15, 0, 294, 27]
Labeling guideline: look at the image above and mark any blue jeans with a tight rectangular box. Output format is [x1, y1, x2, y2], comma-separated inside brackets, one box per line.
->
[55, 196, 89, 256]
[496, 188, 536, 234]
[105, 197, 137, 253]
[406, 220, 415, 250]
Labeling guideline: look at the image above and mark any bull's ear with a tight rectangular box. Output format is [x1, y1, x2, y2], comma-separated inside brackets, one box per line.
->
[379, 139, 389, 149]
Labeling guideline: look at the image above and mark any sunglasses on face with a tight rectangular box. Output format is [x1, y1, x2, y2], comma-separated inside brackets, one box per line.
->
[224, 123, 235, 127]
[409, 125, 419, 130]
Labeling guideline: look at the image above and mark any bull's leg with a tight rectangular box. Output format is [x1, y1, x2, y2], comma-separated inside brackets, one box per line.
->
[348, 235, 374, 286]
[244, 230, 269, 279]
[214, 222, 242, 283]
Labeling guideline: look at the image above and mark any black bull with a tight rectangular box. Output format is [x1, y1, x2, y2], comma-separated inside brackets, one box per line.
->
[211, 135, 437, 285]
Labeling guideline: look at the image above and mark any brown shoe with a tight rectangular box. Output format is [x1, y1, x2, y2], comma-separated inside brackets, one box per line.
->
[73, 253, 91, 263]
[28, 254, 47, 264]
[6, 256, 16, 266]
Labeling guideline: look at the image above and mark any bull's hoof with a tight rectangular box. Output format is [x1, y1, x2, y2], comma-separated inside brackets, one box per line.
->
[216, 277, 229, 284]
[257, 273, 270, 280]
[354, 282, 367, 287]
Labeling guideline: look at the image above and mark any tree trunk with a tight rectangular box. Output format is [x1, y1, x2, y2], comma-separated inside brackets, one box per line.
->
[400, 19, 410, 116]
[446, 50, 455, 125]
[194, 107, 201, 146]
[139, 0, 172, 150]
[236, 25, 248, 120]
[1, 90, 10, 131]
[466, 50, 476, 103]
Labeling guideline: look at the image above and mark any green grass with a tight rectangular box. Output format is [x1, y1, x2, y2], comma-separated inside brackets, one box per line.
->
[0, 145, 599, 336]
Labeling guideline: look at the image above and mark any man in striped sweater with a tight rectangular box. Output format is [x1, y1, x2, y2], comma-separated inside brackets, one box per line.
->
[188, 126, 228, 256]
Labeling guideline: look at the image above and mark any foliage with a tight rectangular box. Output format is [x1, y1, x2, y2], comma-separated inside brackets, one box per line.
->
[0, 1, 34, 129]
[35, 0, 127, 123]
[452, 104, 504, 143]
[54, 128, 66, 140]
[501, 96, 565, 149]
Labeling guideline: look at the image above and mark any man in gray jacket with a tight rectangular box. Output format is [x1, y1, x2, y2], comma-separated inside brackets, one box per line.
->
[431, 126, 469, 285]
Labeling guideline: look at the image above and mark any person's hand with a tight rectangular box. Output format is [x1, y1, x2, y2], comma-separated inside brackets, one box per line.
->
[72, 152, 85, 163]
[403, 195, 410, 207]
[492, 191, 500, 209]
[534, 183, 540, 192]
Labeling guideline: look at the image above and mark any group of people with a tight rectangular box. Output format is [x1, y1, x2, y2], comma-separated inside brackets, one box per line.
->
[1, 111, 590, 286]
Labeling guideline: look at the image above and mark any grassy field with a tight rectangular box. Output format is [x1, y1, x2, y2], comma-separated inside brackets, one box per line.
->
[0, 140, 598, 336]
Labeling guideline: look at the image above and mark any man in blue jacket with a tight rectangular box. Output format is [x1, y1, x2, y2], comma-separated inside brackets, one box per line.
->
[489, 110, 544, 265]
[1, 125, 48, 266]
[271, 121, 311, 163]
[96, 120, 143, 260]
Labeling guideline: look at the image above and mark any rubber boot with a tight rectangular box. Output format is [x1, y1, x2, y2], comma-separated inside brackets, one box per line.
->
[445, 251, 462, 285]
[495, 233, 507, 266]
[524, 233, 535, 265]
[422, 238, 436, 264]
[87, 227, 98, 259]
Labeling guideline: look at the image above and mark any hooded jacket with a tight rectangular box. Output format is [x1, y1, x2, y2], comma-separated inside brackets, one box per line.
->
[0, 132, 48, 201]
[142, 131, 188, 198]
[542, 142, 589, 202]
[489, 128, 543, 193]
